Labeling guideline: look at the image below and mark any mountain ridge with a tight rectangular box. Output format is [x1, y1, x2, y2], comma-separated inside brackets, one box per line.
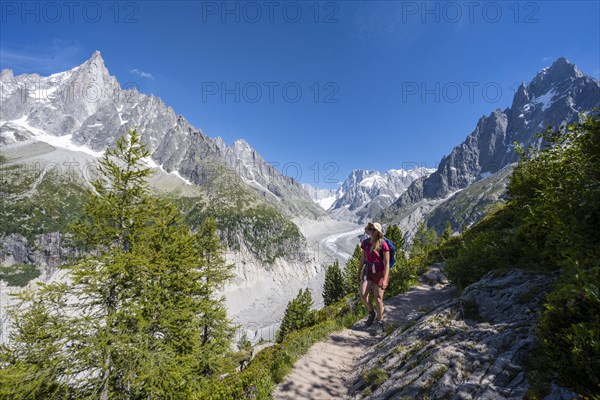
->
[379, 57, 600, 238]
[0, 50, 324, 220]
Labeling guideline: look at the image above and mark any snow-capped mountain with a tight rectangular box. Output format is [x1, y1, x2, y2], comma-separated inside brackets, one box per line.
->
[0, 51, 323, 220]
[327, 167, 434, 223]
[300, 184, 338, 210]
[0, 51, 342, 340]
[380, 57, 600, 238]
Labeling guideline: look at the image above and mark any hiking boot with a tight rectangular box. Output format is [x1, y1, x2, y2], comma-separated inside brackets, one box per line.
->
[364, 311, 376, 328]
[373, 320, 385, 336]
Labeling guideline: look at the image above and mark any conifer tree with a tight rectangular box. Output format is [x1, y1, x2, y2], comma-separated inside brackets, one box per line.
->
[322, 261, 344, 306]
[342, 244, 362, 295]
[237, 332, 252, 353]
[411, 223, 439, 258]
[0, 130, 234, 399]
[441, 221, 454, 242]
[276, 288, 314, 342]
[194, 217, 235, 375]
[277, 297, 296, 343]
[384, 224, 405, 259]
[298, 288, 314, 326]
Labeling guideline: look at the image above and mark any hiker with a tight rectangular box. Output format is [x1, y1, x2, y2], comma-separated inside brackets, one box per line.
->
[358, 222, 390, 335]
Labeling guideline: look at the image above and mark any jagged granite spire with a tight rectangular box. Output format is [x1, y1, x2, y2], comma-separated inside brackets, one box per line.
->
[380, 58, 600, 223]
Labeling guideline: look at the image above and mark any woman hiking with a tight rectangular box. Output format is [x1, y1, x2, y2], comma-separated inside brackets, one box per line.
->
[358, 222, 390, 335]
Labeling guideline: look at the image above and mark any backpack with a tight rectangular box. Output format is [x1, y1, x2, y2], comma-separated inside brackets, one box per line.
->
[363, 237, 396, 268]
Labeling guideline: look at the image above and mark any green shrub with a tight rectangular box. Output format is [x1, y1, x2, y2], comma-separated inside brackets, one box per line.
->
[363, 367, 388, 390]
[434, 203, 523, 290]
[536, 262, 600, 395]
[386, 261, 417, 297]
[445, 228, 517, 290]
[438, 115, 600, 394]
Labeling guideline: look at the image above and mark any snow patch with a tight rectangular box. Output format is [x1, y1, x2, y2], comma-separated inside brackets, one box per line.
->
[360, 175, 386, 188]
[9, 116, 104, 157]
[1, 130, 17, 143]
[532, 89, 556, 111]
[241, 176, 280, 200]
[171, 170, 193, 185]
[142, 157, 159, 169]
[317, 196, 337, 210]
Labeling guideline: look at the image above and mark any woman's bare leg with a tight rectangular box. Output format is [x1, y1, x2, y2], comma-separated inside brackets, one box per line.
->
[374, 285, 385, 320]
[360, 279, 374, 312]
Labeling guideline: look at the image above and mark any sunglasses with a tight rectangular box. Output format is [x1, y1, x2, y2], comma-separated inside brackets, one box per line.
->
[367, 227, 376, 232]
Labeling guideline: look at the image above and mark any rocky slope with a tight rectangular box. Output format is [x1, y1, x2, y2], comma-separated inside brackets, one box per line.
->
[348, 269, 577, 399]
[424, 164, 514, 234]
[379, 58, 600, 240]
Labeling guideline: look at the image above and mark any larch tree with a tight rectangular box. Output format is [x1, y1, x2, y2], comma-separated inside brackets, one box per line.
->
[0, 130, 234, 400]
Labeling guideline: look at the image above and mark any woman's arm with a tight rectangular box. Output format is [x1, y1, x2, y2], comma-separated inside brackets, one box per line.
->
[382, 250, 390, 289]
[358, 250, 366, 281]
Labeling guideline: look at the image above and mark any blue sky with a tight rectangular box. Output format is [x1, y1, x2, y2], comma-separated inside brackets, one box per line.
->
[1, 1, 599, 188]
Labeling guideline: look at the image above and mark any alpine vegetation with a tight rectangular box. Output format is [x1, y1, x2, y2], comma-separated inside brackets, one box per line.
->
[276, 288, 315, 343]
[0, 130, 234, 399]
[322, 261, 345, 306]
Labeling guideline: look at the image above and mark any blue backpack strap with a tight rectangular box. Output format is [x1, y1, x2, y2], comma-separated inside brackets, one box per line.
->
[382, 237, 396, 268]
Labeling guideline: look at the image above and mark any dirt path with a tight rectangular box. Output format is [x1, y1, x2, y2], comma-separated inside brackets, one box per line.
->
[272, 275, 456, 400]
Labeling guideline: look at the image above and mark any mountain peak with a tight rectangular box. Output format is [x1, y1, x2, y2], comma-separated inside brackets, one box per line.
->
[232, 138, 252, 149]
[77, 50, 109, 76]
[523, 57, 584, 100]
[90, 50, 103, 61]
[68, 50, 118, 95]
[0, 68, 14, 80]
[536, 57, 583, 82]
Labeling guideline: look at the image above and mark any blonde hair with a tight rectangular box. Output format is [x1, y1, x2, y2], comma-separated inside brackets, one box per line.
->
[369, 231, 383, 256]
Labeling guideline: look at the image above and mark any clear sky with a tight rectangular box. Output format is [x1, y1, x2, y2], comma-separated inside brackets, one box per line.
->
[1, 1, 599, 188]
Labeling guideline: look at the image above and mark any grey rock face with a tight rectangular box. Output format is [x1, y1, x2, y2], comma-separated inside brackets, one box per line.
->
[424, 164, 514, 234]
[0, 232, 73, 280]
[350, 270, 577, 400]
[222, 139, 323, 218]
[381, 58, 600, 224]
[0, 122, 33, 145]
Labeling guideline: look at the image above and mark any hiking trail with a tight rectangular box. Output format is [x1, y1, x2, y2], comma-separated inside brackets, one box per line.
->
[272, 267, 456, 399]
